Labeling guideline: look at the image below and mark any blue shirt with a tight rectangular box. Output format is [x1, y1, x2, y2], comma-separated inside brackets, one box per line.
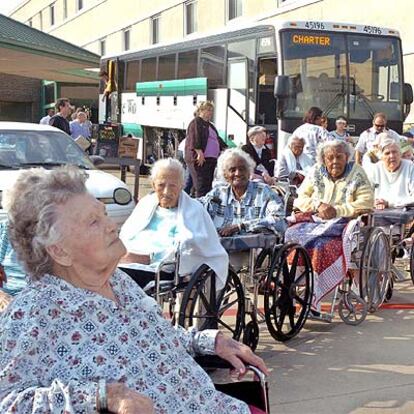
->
[69, 120, 91, 140]
[199, 180, 287, 235]
[0, 220, 27, 296]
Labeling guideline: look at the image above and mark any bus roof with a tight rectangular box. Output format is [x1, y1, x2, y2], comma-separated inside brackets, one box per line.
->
[272, 20, 400, 37]
[104, 19, 400, 61]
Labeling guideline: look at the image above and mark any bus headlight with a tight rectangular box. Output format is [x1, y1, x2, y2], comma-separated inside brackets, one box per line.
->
[113, 188, 132, 205]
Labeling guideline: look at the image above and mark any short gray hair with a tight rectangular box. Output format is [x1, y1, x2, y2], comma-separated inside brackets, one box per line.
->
[217, 148, 255, 181]
[381, 139, 401, 153]
[150, 158, 185, 183]
[317, 140, 354, 165]
[247, 126, 266, 140]
[5, 166, 87, 280]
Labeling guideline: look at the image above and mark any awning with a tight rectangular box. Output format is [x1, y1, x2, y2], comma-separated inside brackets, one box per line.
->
[0, 13, 99, 84]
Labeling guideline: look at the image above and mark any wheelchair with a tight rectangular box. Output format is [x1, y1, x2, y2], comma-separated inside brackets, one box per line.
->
[220, 231, 314, 345]
[366, 207, 414, 303]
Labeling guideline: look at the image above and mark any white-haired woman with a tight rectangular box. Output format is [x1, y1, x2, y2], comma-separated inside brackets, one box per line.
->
[285, 140, 374, 309]
[275, 135, 313, 185]
[185, 101, 227, 197]
[368, 138, 414, 209]
[119, 158, 229, 291]
[0, 166, 268, 413]
[200, 148, 287, 237]
[241, 126, 274, 184]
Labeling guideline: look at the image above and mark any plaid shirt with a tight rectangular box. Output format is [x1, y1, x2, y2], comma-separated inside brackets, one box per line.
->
[200, 181, 287, 234]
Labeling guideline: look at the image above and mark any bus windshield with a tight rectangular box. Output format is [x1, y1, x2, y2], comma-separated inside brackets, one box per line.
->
[281, 30, 403, 123]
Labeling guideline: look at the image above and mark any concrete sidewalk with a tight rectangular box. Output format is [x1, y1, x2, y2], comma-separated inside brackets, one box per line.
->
[259, 280, 414, 414]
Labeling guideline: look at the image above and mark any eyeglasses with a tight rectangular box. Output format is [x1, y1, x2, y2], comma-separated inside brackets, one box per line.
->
[374, 124, 386, 128]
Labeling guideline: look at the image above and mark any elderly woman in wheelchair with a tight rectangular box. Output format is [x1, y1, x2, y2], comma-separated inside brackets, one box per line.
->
[119, 158, 228, 293]
[286, 140, 375, 322]
[366, 138, 414, 293]
[200, 149, 316, 344]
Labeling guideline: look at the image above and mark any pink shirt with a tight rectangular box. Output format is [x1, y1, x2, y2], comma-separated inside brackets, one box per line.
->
[204, 126, 220, 158]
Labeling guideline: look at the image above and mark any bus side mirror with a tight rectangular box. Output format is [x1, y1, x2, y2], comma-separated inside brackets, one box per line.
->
[403, 83, 413, 105]
[274, 75, 290, 116]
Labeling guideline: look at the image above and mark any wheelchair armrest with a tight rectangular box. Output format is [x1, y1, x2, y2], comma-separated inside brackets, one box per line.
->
[195, 355, 268, 384]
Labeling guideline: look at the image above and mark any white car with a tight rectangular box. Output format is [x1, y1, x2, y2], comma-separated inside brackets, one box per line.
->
[0, 122, 135, 227]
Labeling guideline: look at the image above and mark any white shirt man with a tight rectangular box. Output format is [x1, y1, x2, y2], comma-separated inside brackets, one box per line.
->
[355, 114, 400, 164]
[39, 109, 55, 125]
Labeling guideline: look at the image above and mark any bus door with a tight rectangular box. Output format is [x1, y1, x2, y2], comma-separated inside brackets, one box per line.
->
[227, 58, 249, 147]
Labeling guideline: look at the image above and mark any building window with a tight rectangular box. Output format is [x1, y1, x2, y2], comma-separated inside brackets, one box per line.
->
[151, 15, 160, 45]
[50, 4, 55, 26]
[63, 0, 68, 19]
[228, 0, 242, 20]
[100, 39, 106, 56]
[124, 29, 130, 51]
[39, 10, 43, 30]
[185, 1, 197, 35]
[78, 0, 83, 11]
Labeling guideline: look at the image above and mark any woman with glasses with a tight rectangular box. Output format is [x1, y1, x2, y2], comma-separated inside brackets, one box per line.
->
[355, 113, 401, 165]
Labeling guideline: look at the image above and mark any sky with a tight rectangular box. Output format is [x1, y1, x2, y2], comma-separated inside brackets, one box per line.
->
[0, 0, 25, 15]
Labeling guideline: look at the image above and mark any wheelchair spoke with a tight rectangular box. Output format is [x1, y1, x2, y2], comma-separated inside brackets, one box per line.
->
[294, 270, 307, 285]
[217, 319, 236, 333]
[288, 306, 296, 328]
[198, 291, 216, 315]
[289, 251, 300, 280]
[219, 298, 239, 314]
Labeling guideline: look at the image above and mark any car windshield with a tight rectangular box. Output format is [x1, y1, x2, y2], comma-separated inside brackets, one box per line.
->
[0, 130, 94, 169]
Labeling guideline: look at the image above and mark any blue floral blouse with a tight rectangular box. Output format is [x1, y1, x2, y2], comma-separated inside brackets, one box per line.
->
[0, 270, 249, 413]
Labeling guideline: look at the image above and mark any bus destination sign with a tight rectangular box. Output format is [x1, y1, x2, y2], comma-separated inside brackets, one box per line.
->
[292, 34, 331, 46]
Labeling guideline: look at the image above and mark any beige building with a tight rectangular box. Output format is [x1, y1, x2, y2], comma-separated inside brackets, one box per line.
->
[8, 0, 414, 124]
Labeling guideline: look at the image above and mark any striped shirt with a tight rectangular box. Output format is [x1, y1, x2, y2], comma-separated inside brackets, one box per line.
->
[199, 180, 287, 234]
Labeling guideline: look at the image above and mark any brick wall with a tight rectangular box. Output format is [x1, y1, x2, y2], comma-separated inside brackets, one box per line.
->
[0, 74, 41, 122]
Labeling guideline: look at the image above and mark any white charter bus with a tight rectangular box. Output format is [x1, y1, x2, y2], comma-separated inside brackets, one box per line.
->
[99, 20, 412, 164]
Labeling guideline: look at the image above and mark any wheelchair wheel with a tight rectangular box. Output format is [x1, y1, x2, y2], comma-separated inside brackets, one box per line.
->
[264, 243, 313, 342]
[410, 246, 414, 286]
[359, 227, 391, 313]
[338, 291, 367, 326]
[255, 248, 273, 293]
[178, 265, 245, 341]
[242, 320, 260, 352]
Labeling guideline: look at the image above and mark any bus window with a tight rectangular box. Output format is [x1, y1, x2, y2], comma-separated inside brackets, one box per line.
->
[177, 50, 198, 79]
[228, 39, 256, 124]
[348, 36, 402, 121]
[141, 57, 157, 82]
[125, 60, 140, 91]
[158, 54, 176, 80]
[257, 58, 277, 125]
[200, 45, 226, 88]
[281, 31, 347, 119]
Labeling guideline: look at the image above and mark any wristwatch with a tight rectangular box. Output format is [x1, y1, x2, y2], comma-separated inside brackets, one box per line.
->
[97, 378, 109, 413]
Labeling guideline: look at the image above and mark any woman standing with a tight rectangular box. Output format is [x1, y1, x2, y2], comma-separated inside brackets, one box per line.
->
[185, 101, 227, 197]
[291, 106, 328, 162]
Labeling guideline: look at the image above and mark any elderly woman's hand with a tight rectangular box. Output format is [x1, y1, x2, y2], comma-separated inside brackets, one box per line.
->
[218, 224, 240, 237]
[215, 332, 269, 379]
[317, 203, 337, 220]
[375, 199, 389, 210]
[107, 383, 155, 414]
[119, 252, 151, 265]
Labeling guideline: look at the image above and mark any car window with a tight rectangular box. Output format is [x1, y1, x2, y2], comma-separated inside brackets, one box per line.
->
[0, 130, 94, 169]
